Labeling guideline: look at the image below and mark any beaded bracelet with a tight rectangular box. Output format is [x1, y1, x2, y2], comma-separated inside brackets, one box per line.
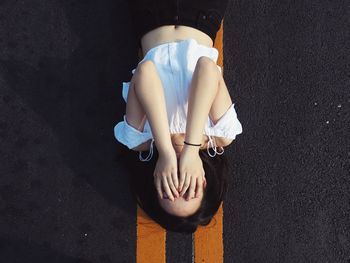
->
[184, 141, 202, 147]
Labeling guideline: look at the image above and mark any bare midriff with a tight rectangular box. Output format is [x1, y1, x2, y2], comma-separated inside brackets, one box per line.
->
[140, 25, 214, 57]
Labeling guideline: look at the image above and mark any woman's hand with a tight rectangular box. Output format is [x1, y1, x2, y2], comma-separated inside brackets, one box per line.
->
[153, 150, 179, 202]
[178, 146, 205, 200]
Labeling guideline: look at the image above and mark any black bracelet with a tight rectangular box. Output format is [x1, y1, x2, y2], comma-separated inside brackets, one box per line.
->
[184, 140, 202, 147]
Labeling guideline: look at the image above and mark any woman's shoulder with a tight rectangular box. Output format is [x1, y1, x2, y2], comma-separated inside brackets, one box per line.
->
[213, 136, 234, 147]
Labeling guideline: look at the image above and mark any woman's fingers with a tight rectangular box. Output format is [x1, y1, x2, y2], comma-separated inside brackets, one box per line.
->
[202, 169, 206, 189]
[171, 169, 179, 191]
[178, 170, 186, 193]
[154, 176, 163, 199]
[187, 175, 197, 200]
[180, 173, 191, 197]
[162, 175, 175, 201]
[195, 176, 203, 198]
[166, 175, 179, 198]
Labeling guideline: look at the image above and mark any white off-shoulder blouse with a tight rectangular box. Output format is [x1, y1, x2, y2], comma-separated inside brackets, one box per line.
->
[114, 38, 243, 161]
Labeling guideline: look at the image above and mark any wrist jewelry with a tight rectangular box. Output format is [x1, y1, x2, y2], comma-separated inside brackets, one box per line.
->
[184, 140, 201, 147]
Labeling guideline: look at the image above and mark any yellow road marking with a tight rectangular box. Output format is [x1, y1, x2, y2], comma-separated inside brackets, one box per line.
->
[194, 20, 224, 263]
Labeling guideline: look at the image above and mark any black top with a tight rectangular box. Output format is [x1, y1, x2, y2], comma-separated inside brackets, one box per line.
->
[128, 0, 229, 48]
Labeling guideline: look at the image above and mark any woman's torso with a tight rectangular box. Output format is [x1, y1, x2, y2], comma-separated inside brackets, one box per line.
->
[128, 0, 229, 49]
[140, 25, 213, 56]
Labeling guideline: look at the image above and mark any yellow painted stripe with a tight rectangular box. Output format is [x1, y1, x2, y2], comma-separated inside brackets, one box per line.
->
[194, 19, 224, 263]
[215, 20, 224, 71]
[136, 205, 166, 263]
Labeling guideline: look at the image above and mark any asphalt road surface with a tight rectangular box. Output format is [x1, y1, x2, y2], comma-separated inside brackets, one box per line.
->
[0, 0, 349, 262]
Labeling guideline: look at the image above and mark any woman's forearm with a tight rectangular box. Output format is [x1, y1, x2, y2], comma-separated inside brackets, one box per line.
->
[184, 59, 220, 153]
[134, 66, 173, 156]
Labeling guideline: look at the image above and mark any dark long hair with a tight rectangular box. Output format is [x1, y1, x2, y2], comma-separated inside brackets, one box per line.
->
[122, 145, 230, 234]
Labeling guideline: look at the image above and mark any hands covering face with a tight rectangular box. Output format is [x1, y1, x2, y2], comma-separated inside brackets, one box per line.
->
[153, 148, 206, 202]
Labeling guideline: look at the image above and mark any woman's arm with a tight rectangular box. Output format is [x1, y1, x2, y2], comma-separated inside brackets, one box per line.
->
[132, 61, 180, 199]
[184, 57, 220, 154]
[132, 61, 173, 156]
[178, 57, 221, 195]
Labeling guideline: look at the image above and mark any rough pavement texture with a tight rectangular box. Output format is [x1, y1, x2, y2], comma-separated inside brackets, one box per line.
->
[0, 0, 349, 262]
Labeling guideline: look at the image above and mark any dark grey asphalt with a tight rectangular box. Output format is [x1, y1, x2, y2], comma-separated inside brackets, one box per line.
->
[0, 0, 349, 262]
